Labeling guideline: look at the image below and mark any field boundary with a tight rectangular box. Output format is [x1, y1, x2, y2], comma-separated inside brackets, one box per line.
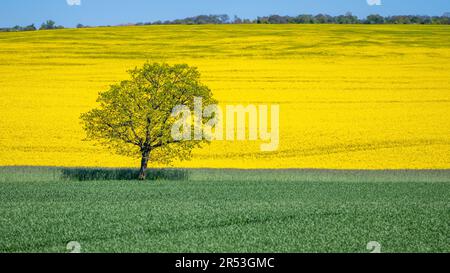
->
[1, 166, 449, 183]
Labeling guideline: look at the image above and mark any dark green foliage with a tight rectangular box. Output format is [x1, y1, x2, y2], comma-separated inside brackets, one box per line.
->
[0, 20, 63, 32]
[0, 24, 36, 32]
[60, 168, 188, 181]
[39, 20, 64, 30]
[147, 13, 450, 25]
[366, 14, 385, 24]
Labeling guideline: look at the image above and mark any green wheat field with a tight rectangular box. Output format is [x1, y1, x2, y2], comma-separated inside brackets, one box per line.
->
[0, 167, 448, 253]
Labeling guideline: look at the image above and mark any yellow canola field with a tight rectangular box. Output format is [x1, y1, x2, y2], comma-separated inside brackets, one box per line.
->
[0, 25, 449, 169]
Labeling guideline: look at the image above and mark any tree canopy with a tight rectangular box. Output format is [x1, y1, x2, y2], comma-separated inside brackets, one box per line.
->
[81, 62, 217, 180]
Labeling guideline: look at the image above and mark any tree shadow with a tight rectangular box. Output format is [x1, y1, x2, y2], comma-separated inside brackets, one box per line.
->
[60, 168, 189, 181]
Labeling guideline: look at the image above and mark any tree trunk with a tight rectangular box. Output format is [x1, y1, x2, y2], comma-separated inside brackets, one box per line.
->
[138, 150, 150, 181]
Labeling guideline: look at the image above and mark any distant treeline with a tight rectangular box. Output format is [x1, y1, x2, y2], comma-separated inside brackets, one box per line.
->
[145, 13, 450, 25]
[0, 20, 64, 32]
[2, 13, 450, 32]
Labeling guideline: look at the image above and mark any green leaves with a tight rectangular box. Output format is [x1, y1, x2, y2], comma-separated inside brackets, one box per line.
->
[81, 62, 216, 165]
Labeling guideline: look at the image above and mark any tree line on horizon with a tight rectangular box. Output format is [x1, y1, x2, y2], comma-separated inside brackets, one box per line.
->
[2, 13, 450, 32]
[147, 13, 450, 25]
[0, 20, 64, 32]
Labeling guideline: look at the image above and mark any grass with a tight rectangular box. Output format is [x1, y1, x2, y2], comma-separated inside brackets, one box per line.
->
[0, 167, 448, 253]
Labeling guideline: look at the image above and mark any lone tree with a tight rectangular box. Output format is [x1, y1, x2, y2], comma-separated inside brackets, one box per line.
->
[81, 62, 216, 180]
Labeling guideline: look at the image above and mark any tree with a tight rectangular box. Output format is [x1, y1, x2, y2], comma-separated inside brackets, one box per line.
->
[81, 62, 217, 180]
[366, 14, 385, 24]
[40, 20, 56, 30]
[336, 12, 360, 24]
[39, 20, 63, 30]
[314, 14, 334, 24]
[233, 15, 242, 24]
[294, 14, 315, 24]
[218, 14, 230, 24]
[11, 25, 22, 31]
[23, 24, 37, 31]
[267, 15, 289, 24]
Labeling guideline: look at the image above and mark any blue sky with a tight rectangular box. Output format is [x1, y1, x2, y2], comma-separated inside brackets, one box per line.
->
[1, 0, 449, 28]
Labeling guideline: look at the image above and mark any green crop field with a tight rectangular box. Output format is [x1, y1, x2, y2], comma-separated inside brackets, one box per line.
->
[0, 167, 448, 253]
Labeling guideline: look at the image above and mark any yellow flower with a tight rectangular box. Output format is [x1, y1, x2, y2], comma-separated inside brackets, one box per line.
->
[0, 25, 449, 169]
